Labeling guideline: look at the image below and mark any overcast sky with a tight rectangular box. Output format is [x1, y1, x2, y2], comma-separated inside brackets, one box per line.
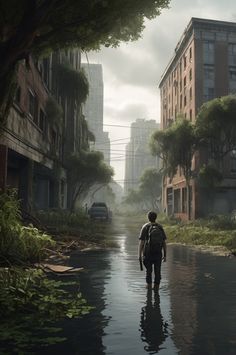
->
[82, 0, 236, 186]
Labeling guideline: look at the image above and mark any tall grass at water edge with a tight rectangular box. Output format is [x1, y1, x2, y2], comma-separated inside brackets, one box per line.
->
[119, 212, 236, 254]
[36, 209, 118, 248]
[0, 191, 54, 265]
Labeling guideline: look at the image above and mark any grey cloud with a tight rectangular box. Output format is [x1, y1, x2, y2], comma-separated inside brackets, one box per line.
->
[85, 0, 236, 91]
[105, 103, 148, 123]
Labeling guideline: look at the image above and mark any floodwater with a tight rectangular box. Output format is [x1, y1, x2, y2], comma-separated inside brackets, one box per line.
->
[42, 220, 236, 355]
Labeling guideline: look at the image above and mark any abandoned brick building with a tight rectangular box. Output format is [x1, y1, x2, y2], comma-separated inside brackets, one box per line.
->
[159, 18, 236, 219]
[0, 49, 85, 212]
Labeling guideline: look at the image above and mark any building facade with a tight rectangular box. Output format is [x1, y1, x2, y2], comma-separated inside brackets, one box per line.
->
[0, 48, 86, 212]
[159, 18, 236, 219]
[124, 119, 160, 195]
[0, 56, 60, 211]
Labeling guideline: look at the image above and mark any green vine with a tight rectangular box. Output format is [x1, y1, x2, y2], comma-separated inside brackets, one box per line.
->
[198, 164, 223, 189]
[53, 63, 89, 104]
[45, 96, 63, 132]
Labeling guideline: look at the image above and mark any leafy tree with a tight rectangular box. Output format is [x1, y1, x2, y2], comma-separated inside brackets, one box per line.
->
[198, 163, 223, 198]
[0, 0, 170, 125]
[53, 62, 89, 105]
[150, 129, 175, 212]
[124, 189, 141, 205]
[198, 164, 223, 189]
[198, 164, 223, 215]
[67, 150, 113, 210]
[124, 189, 144, 211]
[139, 168, 162, 210]
[195, 95, 236, 167]
[151, 118, 196, 218]
[169, 118, 196, 184]
[150, 129, 174, 177]
[124, 168, 162, 211]
[78, 113, 95, 151]
[45, 96, 63, 132]
[150, 96, 236, 219]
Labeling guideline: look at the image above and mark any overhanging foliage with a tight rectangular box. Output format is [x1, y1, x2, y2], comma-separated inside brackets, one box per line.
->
[150, 117, 196, 181]
[53, 63, 89, 104]
[0, 1, 170, 53]
[67, 150, 114, 209]
[195, 95, 236, 159]
[198, 164, 223, 189]
[0, 0, 170, 124]
[45, 96, 63, 131]
[125, 168, 162, 210]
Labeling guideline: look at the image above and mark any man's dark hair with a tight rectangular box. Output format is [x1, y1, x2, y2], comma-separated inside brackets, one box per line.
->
[147, 211, 157, 223]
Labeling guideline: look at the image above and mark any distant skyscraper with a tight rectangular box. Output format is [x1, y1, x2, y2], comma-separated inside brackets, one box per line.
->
[124, 119, 160, 194]
[81, 63, 110, 165]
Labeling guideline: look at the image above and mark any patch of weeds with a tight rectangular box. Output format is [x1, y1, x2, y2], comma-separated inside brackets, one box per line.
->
[0, 190, 55, 265]
[164, 224, 236, 254]
[0, 267, 93, 353]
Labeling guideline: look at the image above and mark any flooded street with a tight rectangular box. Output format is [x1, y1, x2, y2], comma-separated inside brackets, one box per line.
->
[44, 220, 236, 355]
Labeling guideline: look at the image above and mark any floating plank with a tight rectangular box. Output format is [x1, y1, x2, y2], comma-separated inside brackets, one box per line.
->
[37, 263, 84, 274]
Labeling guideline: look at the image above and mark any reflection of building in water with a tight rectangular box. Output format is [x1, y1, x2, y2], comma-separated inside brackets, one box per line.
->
[167, 246, 198, 355]
[47, 251, 111, 354]
[140, 289, 168, 353]
[168, 246, 236, 355]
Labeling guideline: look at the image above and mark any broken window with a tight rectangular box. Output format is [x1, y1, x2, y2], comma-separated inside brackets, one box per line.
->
[28, 90, 38, 124]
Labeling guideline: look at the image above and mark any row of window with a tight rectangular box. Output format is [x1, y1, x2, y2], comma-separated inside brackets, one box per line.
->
[164, 67, 193, 109]
[166, 45, 193, 88]
[173, 187, 188, 214]
[28, 90, 47, 133]
[15, 86, 47, 132]
[203, 64, 236, 100]
[203, 41, 236, 65]
[164, 41, 236, 95]
[15, 87, 62, 153]
[37, 58, 50, 87]
[204, 65, 236, 81]
[165, 85, 193, 113]
[164, 63, 236, 121]
[162, 41, 236, 126]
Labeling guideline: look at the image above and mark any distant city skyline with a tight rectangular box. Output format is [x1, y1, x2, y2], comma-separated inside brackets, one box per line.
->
[82, 0, 236, 184]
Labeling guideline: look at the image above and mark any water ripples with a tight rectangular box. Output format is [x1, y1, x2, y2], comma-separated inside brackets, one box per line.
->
[40, 230, 236, 355]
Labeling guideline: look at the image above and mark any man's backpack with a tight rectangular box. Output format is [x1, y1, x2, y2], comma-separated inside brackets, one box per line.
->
[144, 224, 164, 258]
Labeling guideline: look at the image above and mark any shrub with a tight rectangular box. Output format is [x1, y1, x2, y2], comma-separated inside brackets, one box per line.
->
[164, 224, 236, 254]
[36, 209, 90, 228]
[0, 189, 21, 231]
[206, 214, 236, 230]
[157, 213, 182, 225]
[0, 190, 54, 265]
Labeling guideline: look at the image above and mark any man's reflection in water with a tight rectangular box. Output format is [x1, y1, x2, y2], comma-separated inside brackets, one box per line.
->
[140, 289, 168, 353]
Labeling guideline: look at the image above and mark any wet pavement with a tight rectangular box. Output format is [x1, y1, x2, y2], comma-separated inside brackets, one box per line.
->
[40, 221, 236, 355]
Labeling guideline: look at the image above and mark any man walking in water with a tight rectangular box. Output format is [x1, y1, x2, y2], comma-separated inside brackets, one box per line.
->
[138, 211, 167, 290]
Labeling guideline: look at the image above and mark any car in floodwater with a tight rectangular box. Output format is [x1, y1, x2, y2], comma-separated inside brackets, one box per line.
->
[88, 202, 112, 222]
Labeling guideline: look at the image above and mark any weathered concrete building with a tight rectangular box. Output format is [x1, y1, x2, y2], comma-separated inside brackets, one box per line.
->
[124, 119, 160, 195]
[51, 49, 86, 209]
[159, 18, 236, 219]
[0, 56, 60, 211]
[0, 48, 84, 212]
